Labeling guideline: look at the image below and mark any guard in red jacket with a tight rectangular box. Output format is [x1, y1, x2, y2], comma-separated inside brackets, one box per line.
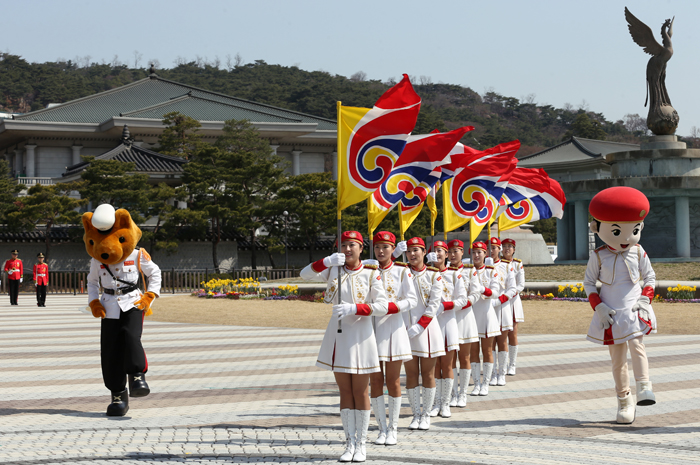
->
[33, 253, 49, 307]
[4, 249, 23, 305]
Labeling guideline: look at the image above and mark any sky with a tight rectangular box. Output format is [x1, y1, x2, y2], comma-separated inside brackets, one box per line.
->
[3, 0, 700, 136]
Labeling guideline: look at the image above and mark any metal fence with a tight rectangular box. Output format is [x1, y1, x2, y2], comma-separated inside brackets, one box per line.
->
[1, 268, 300, 294]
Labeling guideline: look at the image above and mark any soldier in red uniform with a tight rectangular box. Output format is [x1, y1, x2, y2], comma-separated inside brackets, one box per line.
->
[4, 249, 23, 305]
[33, 253, 49, 307]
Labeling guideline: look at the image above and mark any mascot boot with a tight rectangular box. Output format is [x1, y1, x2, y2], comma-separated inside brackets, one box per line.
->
[106, 389, 129, 416]
[129, 373, 150, 397]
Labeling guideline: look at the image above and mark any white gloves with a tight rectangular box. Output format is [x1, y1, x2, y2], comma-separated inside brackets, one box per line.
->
[407, 323, 424, 338]
[332, 303, 356, 319]
[396, 300, 410, 312]
[595, 302, 617, 330]
[632, 296, 653, 321]
[323, 253, 345, 267]
[392, 241, 408, 258]
[462, 258, 471, 265]
[362, 259, 379, 267]
[484, 257, 494, 266]
[20, 278, 23, 283]
[426, 252, 438, 264]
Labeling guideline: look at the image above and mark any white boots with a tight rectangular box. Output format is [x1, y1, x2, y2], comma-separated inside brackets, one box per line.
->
[372, 395, 401, 446]
[429, 379, 442, 417]
[617, 393, 636, 424]
[497, 351, 508, 386]
[419, 387, 436, 430]
[636, 381, 656, 406]
[470, 363, 481, 396]
[457, 368, 471, 406]
[507, 344, 518, 375]
[490, 350, 499, 386]
[339, 409, 370, 462]
[385, 396, 401, 445]
[407, 387, 421, 430]
[370, 396, 387, 445]
[449, 375, 459, 407]
[480, 363, 493, 396]
[340, 409, 356, 462]
[440, 378, 453, 418]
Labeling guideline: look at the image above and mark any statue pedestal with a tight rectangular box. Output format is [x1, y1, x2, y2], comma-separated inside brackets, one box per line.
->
[606, 148, 700, 177]
[641, 135, 687, 150]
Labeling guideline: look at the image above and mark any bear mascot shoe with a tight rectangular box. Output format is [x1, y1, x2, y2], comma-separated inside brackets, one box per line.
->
[83, 204, 162, 416]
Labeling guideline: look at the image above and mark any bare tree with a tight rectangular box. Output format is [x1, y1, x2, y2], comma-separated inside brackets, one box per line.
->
[212, 55, 221, 69]
[623, 113, 649, 135]
[419, 75, 432, 85]
[350, 71, 367, 82]
[111, 54, 122, 67]
[691, 126, 700, 139]
[578, 99, 590, 111]
[133, 50, 143, 68]
[173, 56, 186, 66]
[148, 58, 161, 69]
[563, 102, 575, 112]
[195, 55, 204, 68]
[234, 52, 243, 67]
[385, 76, 397, 86]
[522, 93, 536, 104]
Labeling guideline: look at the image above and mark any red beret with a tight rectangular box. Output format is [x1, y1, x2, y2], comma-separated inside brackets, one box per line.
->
[472, 241, 488, 251]
[373, 231, 396, 245]
[341, 231, 363, 245]
[433, 240, 448, 251]
[407, 237, 426, 249]
[490, 237, 502, 246]
[589, 187, 649, 222]
[502, 238, 516, 246]
[447, 239, 464, 250]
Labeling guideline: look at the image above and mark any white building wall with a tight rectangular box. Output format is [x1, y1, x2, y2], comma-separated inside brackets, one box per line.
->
[299, 152, 325, 174]
[36, 147, 72, 178]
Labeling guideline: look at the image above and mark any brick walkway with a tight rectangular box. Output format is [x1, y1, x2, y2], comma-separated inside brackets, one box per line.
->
[0, 295, 698, 464]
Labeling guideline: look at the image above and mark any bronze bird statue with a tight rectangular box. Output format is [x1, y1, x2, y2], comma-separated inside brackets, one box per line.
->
[625, 7, 678, 135]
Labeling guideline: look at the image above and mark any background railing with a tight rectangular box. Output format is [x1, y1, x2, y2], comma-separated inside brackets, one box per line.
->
[0, 268, 300, 294]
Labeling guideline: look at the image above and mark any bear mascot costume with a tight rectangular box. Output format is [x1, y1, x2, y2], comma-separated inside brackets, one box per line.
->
[83, 204, 161, 416]
[583, 186, 656, 424]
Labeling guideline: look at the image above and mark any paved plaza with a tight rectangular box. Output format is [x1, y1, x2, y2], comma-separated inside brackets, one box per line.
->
[0, 295, 698, 464]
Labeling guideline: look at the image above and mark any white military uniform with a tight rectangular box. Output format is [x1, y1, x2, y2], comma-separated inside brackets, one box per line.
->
[584, 244, 657, 345]
[87, 248, 162, 319]
[301, 263, 388, 374]
[491, 259, 518, 332]
[436, 267, 460, 352]
[374, 262, 417, 362]
[472, 265, 501, 338]
[406, 266, 445, 358]
[455, 264, 482, 344]
[506, 258, 525, 322]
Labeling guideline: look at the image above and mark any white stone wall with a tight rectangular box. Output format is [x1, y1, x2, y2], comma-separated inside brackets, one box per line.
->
[299, 152, 325, 174]
[36, 147, 72, 178]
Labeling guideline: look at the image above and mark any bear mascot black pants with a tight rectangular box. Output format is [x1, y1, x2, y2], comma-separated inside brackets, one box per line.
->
[100, 307, 148, 392]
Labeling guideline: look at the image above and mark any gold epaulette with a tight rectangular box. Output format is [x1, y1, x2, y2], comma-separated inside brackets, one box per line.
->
[465, 264, 474, 268]
[363, 264, 378, 270]
[448, 266, 460, 270]
[485, 265, 495, 269]
[427, 266, 439, 272]
[394, 261, 409, 267]
[513, 258, 522, 263]
[502, 259, 512, 263]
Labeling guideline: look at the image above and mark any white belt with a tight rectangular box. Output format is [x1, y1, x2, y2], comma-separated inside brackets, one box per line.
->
[37, 274, 46, 277]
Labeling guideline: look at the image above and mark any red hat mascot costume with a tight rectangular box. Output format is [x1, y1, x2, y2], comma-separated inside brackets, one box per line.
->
[584, 187, 656, 424]
[83, 204, 162, 417]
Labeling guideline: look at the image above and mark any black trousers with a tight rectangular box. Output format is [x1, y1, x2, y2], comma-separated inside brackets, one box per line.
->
[100, 308, 148, 393]
[36, 284, 47, 305]
[8, 279, 19, 305]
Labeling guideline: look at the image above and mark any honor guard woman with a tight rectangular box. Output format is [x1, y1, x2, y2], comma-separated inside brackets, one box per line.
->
[403, 237, 445, 431]
[469, 241, 501, 396]
[446, 239, 482, 407]
[300, 231, 389, 463]
[368, 231, 416, 446]
[33, 253, 49, 307]
[501, 238, 525, 375]
[488, 238, 518, 387]
[4, 250, 23, 305]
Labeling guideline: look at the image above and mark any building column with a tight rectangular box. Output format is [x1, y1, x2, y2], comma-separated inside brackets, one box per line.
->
[675, 196, 690, 258]
[269, 144, 279, 156]
[14, 149, 23, 176]
[71, 144, 82, 165]
[24, 145, 36, 178]
[292, 150, 302, 176]
[556, 216, 569, 261]
[331, 151, 338, 180]
[4, 152, 12, 172]
[574, 200, 589, 260]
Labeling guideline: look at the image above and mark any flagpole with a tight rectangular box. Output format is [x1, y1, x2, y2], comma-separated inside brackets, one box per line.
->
[336, 101, 343, 334]
[368, 198, 374, 260]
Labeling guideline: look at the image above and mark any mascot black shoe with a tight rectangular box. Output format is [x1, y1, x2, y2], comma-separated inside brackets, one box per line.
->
[82, 204, 162, 416]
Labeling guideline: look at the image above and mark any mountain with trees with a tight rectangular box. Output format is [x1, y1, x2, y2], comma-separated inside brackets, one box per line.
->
[4, 52, 696, 156]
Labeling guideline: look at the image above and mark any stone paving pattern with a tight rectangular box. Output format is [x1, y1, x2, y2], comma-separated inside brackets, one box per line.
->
[0, 295, 698, 464]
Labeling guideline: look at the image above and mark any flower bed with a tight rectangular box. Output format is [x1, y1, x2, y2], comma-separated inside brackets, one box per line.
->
[192, 280, 325, 302]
